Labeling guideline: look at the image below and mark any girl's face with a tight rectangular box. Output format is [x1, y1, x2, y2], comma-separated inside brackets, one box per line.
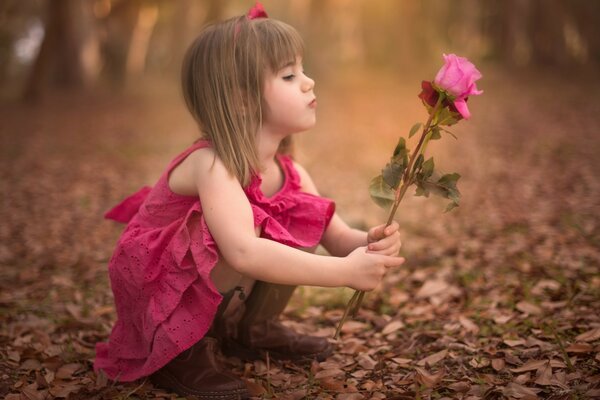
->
[261, 57, 316, 135]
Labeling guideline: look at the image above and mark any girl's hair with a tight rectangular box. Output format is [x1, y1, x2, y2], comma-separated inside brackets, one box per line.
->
[181, 15, 304, 187]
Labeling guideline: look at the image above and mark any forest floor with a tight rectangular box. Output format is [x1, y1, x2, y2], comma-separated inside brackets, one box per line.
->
[1, 65, 599, 399]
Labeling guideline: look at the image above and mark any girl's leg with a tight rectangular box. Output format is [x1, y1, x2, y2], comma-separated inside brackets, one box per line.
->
[209, 227, 261, 316]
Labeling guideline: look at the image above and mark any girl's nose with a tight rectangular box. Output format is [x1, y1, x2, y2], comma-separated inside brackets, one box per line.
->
[302, 75, 315, 92]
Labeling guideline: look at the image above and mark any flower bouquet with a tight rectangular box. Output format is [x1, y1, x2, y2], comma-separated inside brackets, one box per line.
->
[334, 54, 483, 339]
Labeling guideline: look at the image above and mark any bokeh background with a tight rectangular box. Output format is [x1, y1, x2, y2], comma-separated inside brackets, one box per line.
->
[1, 1, 599, 399]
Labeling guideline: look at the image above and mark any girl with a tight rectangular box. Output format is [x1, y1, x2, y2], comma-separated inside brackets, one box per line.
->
[94, 3, 404, 399]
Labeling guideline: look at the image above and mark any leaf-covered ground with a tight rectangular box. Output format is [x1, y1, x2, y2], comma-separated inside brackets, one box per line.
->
[1, 66, 599, 399]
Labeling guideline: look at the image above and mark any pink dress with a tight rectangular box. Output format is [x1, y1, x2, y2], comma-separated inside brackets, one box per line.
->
[94, 140, 335, 382]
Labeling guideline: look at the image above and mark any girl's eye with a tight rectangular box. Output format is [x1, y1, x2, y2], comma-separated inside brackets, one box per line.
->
[283, 74, 295, 81]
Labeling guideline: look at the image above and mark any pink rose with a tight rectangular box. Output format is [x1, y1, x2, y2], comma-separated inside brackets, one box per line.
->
[434, 54, 483, 119]
[418, 80, 464, 122]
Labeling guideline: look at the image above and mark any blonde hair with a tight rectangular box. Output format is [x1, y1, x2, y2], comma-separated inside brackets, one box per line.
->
[181, 15, 304, 187]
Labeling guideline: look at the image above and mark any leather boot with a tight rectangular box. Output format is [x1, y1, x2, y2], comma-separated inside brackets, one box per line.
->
[220, 282, 333, 363]
[150, 288, 250, 399]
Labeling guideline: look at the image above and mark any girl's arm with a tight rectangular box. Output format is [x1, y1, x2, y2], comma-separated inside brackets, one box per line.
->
[191, 149, 404, 291]
[293, 161, 402, 257]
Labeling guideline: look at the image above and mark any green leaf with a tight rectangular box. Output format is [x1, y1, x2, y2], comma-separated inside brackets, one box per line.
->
[421, 157, 434, 179]
[409, 123, 422, 138]
[393, 137, 407, 158]
[382, 161, 404, 189]
[441, 128, 458, 140]
[369, 175, 395, 209]
[435, 107, 459, 126]
[438, 173, 461, 189]
[430, 126, 441, 140]
[444, 201, 459, 213]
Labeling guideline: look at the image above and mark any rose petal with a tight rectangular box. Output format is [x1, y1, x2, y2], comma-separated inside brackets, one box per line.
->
[452, 98, 471, 119]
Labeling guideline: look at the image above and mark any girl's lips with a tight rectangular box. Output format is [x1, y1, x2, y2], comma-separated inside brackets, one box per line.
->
[309, 98, 317, 108]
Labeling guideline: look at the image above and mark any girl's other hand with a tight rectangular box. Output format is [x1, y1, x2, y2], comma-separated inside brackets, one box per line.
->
[367, 221, 402, 256]
[345, 246, 405, 291]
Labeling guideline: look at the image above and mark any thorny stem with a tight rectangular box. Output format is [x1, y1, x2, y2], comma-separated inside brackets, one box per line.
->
[336, 95, 444, 338]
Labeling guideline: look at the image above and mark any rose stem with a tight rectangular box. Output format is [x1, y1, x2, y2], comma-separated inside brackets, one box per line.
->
[348, 95, 445, 319]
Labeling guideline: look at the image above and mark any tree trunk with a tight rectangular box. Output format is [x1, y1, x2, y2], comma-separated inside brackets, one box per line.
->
[23, 0, 86, 102]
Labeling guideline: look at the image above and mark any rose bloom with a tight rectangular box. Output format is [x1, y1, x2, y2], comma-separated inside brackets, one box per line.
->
[433, 53, 483, 119]
[418, 80, 464, 122]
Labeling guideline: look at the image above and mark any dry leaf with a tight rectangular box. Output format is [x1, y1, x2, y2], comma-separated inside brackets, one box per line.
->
[504, 339, 526, 347]
[336, 394, 365, 400]
[534, 361, 553, 386]
[459, 315, 480, 334]
[575, 328, 600, 343]
[416, 280, 449, 298]
[381, 320, 405, 335]
[502, 382, 540, 399]
[245, 379, 266, 396]
[565, 343, 593, 353]
[319, 377, 347, 391]
[510, 360, 548, 373]
[492, 358, 505, 371]
[55, 363, 83, 380]
[448, 381, 470, 392]
[516, 301, 542, 315]
[391, 357, 412, 366]
[315, 368, 345, 379]
[414, 367, 445, 388]
[357, 354, 377, 370]
[417, 349, 448, 367]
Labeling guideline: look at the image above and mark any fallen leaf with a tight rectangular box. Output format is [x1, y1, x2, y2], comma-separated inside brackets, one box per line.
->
[510, 360, 548, 373]
[417, 349, 448, 367]
[414, 367, 445, 388]
[49, 383, 82, 398]
[504, 339, 526, 347]
[416, 280, 449, 298]
[357, 354, 377, 370]
[244, 379, 266, 396]
[315, 368, 345, 379]
[459, 315, 480, 334]
[575, 328, 600, 343]
[469, 357, 490, 369]
[448, 381, 470, 392]
[534, 361, 553, 386]
[319, 377, 347, 391]
[492, 358, 505, 371]
[381, 320, 405, 335]
[502, 382, 541, 398]
[336, 394, 364, 400]
[516, 301, 542, 315]
[391, 357, 412, 366]
[20, 359, 42, 372]
[565, 343, 593, 353]
[55, 363, 83, 380]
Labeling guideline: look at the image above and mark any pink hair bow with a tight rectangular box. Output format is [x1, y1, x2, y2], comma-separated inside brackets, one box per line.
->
[247, 1, 268, 19]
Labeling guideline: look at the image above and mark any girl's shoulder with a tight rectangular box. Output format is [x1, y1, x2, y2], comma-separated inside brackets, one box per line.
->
[167, 140, 219, 197]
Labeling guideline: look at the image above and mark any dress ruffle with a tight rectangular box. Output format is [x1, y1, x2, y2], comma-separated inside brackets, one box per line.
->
[94, 142, 335, 382]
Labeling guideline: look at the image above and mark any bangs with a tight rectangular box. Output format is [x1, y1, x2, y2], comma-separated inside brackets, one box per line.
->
[254, 19, 305, 72]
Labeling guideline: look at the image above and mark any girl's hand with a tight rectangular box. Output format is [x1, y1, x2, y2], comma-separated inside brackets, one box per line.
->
[345, 246, 405, 291]
[367, 221, 402, 256]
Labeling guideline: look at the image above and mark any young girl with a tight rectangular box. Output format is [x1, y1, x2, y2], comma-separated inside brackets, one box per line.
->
[94, 3, 404, 399]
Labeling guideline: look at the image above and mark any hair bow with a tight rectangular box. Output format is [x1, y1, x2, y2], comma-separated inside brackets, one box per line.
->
[247, 1, 268, 19]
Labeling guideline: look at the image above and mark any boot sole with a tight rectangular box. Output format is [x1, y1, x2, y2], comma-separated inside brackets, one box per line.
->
[222, 339, 334, 364]
[150, 369, 250, 400]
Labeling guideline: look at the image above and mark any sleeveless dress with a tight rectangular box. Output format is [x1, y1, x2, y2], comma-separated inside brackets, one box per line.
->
[93, 140, 335, 382]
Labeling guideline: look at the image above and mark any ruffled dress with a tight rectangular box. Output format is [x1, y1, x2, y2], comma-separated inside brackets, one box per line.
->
[93, 139, 335, 382]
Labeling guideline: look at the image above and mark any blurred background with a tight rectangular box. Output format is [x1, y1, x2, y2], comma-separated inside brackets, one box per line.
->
[1, 0, 600, 398]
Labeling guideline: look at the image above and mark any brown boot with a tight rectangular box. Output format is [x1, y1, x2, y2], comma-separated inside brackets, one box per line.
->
[220, 282, 333, 363]
[150, 289, 250, 399]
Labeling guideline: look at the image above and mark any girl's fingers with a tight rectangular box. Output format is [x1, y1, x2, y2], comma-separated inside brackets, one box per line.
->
[382, 255, 405, 267]
[383, 221, 399, 236]
[368, 233, 401, 252]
